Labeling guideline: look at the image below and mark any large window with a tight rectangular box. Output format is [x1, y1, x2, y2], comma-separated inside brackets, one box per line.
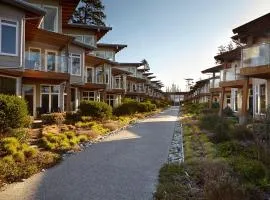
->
[46, 51, 57, 72]
[72, 35, 95, 46]
[28, 48, 41, 70]
[71, 54, 81, 76]
[0, 76, 16, 95]
[106, 94, 114, 107]
[95, 51, 114, 61]
[40, 85, 60, 113]
[86, 67, 94, 83]
[0, 19, 18, 56]
[96, 66, 103, 83]
[42, 6, 58, 32]
[82, 91, 95, 101]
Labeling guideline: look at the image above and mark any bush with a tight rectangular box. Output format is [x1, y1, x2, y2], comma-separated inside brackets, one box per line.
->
[230, 125, 254, 141]
[223, 106, 234, 117]
[8, 128, 30, 143]
[113, 99, 156, 116]
[200, 114, 222, 131]
[216, 141, 257, 159]
[65, 112, 81, 124]
[229, 156, 267, 185]
[0, 94, 30, 133]
[79, 100, 112, 119]
[75, 121, 96, 129]
[91, 124, 109, 135]
[41, 113, 65, 125]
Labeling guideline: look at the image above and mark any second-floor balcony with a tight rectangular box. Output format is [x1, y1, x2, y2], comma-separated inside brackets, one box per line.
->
[25, 51, 69, 73]
[210, 78, 220, 89]
[242, 43, 270, 68]
[241, 43, 270, 78]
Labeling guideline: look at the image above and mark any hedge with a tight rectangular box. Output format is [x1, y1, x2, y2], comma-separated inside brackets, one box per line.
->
[0, 94, 30, 133]
[79, 100, 112, 119]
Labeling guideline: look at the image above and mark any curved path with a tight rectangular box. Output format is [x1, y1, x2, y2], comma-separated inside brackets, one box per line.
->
[0, 107, 179, 200]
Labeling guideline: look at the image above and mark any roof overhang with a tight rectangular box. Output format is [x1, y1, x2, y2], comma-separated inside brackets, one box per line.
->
[85, 55, 118, 66]
[112, 68, 131, 76]
[214, 48, 241, 62]
[97, 43, 127, 53]
[25, 23, 74, 49]
[63, 23, 112, 41]
[201, 64, 223, 74]
[232, 13, 270, 43]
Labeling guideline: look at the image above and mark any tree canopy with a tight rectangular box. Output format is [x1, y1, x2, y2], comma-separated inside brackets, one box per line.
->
[72, 0, 106, 26]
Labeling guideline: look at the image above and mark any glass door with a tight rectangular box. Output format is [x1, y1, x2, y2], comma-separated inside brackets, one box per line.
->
[22, 85, 35, 116]
[46, 51, 57, 72]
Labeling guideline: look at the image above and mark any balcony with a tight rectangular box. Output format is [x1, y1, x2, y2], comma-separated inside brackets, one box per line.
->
[23, 52, 69, 82]
[220, 69, 247, 88]
[25, 51, 69, 73]
[241, 43, 270, 78]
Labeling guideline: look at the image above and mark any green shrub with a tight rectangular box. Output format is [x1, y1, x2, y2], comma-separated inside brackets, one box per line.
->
[230, 125, 254, 141]
[91, 124, 110, 135]
[199, 114, 222, 131]
[1, 137, 20, 155]
[13, 151, 25, 162]
[79, 100, 112, 119]
[75, 121, 96, 129]
[8, 128, 30, 143]
[41, 113, 65, 125]
[0, 94, 30, 133]
[65, 112, 81, 124]
[229, 156, 267, 185]
[114, 99, 156, 116]
[223, 106, 234, 117]
[216, 141, 257, 159]
[78, 135, 88, 142]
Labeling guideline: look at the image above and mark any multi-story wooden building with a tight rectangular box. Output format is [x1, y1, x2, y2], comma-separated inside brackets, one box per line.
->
[0, 0, 165, 117]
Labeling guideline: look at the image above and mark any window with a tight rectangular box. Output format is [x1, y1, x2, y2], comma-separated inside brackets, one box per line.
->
[0, 19, 18, 55]
[0, 76, 16, 95]
[226, 95, 231, 105]
[96, 67, 103, 83]
[42, 6, 58, 32]
[46, 51, 57, 72]
[40, 85, 60, 113]
[260, 84, 266, 113]
[71, 54, 81, 76]
[106, 94, 114, 107]
[86, 67, 94, 83]
[82, 91, 95, 101]
[28, 48, 41, 70]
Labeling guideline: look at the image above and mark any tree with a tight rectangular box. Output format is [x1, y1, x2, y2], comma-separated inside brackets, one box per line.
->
[72, 0, 106, 26]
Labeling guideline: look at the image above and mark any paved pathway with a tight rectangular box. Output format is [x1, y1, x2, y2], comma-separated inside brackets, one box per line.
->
[0, 107, 179, 200]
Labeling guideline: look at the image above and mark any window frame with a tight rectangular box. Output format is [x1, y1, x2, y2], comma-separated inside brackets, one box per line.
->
[70, 53, 81, 76]
[0, 18, 18, 56]
[45, 49, 58, 72]
[28, 47, 42, 70]
[41, 5, 59, 32]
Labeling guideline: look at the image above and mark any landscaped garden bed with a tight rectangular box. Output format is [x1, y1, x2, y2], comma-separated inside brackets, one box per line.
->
[155, 103, 270, 200]
[0, 94, 170, 187]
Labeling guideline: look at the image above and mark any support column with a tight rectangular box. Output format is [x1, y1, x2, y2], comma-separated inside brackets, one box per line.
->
[66, 80, 71, 112]
[219, 87, 225, 116]
[239, 78, 249, 125]
[209, 93, 213, 109]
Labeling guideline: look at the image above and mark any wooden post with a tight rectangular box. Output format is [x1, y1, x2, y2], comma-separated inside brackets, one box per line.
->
[66, 79, 71, 112]
[209, 93, 213, 109]
[219, 87, 225, 116]
[240, 78, 249, 125]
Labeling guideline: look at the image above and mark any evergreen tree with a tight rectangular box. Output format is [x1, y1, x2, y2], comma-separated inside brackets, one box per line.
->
[72, 0, 106, 26]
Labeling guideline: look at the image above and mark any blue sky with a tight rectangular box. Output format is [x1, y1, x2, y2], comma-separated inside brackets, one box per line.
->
[100, 0, 270, 91]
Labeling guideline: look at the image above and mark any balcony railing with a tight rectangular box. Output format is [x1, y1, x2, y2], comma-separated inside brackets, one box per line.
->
[242, 43, 270, 68]
[221, 70, 243, 82]
[25, 52, 69, 73]
[112, 80, 124, 89]
[210, 78, 220, 88]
